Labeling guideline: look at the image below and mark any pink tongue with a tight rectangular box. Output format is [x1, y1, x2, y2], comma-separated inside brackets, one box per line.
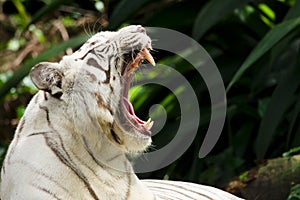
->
[123, 98, 145, 124]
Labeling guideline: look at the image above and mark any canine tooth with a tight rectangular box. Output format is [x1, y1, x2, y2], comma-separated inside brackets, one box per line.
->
[146, 43, 153, 50]
[144, 118, 153, 130]
[145, 118, 151, 125]
[142, 49, 156, 66]
[144, 118, 154, 130]
[148, 121, 154, 130]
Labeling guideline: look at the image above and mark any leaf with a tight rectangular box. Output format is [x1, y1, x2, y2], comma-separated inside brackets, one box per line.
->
[0, 34, 89, 100]
[145, 1, 201, 30]
[27, 0, 71, 28]
[192, 0, 250, 40]
[108, 0, 153, 30]
[287, 94, 300, 147]
[12, 0, 30, 28]
[255, 55, 300, 158]
[227, 17, 300, 92]
[283, 146, 300, 157]
[284, 0, 300, 20]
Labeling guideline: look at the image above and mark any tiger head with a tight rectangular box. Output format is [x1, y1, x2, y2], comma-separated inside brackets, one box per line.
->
[30, 25, 155, 153]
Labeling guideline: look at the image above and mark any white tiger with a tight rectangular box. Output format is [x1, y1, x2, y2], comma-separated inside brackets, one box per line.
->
[0, 25, 243, 200]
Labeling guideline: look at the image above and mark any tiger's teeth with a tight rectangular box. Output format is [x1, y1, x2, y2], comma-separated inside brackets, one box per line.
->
[145, 118, 151, 126]
[144, 118, 154, 130]
[146, 43, 153, 50]
[142, 49, 156, 66]
[148, 121, 154, 130]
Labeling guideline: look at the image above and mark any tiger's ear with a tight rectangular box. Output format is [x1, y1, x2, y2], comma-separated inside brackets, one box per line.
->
[30, 62, 64, 96]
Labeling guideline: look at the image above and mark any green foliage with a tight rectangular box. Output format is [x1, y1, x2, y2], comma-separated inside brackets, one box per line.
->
[1, 1, 300, 195]
[288, 184, 300, 200]
[283, 146, 300, 157]
[238, 171, 249, 181]
[192, 0, 251, 40]
[0, 145, 7, 171]
[108, 0, 153, 30]
[0, 34, 89, 99]
[227, 17, 300, 91]
[7, 38, 26, 51]
[28, 0, 72, 28]
[11, 0, 30, 29]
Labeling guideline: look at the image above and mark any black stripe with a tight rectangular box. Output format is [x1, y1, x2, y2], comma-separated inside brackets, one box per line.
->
[93, 49, 105, 59]
[27, 131, 48, 137]
[39, 105, 50, 124]
[81, 136, 107, 170]
[85, 70, 97, 81]
[103, 55, 112, 84]
[103, 45, 111, 54]
[43, 134, 99, 200]
[79, 49, 93, 60]
[38, 107, 99, 200]
[124, 35, 137, 42]
[79, 92, 100, 129]
[89, 50, 111, 84]
[87, 58, 103, 70]
[105, 154, 123, 163]
[68, 144, 115, 188]
[31, 183, 62, 200]
[17, 117, 25, 134]
[94, 92, 113, 115]
[17, 159, 73, 197]
[80, 135, 120, 179]
[43, 91, 48, 101]
[111, 129, 122, 144]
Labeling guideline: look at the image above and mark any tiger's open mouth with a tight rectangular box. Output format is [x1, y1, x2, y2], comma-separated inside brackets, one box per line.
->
[121, 43, 155, 136]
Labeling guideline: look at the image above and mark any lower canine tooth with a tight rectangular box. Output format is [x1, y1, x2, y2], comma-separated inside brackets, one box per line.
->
[144, 118, 154, 130]
[145, 118, 151, 125]
[148, 121, 154, 130]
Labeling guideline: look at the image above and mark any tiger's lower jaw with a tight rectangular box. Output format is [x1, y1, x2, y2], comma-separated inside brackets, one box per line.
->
[109, 122, 152, 153]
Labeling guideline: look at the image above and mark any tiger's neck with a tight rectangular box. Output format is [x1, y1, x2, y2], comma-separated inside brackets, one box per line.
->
[29, 91, 155, 199]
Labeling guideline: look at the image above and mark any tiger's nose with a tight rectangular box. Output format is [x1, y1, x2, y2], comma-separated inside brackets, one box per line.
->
[137, 25, 145, 33]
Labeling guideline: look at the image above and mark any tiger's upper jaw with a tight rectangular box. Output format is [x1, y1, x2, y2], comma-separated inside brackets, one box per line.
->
[112, 25, 156, 152]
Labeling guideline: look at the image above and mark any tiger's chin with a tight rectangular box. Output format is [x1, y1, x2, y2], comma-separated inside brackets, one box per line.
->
[111, 120, 152, 153]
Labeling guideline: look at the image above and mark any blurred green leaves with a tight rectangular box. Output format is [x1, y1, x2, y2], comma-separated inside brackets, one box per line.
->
[0, 34, 89, 99]
[288, 184, 300, 200]
[11, 0, 30, 29]
[192, 0, 251, 40]
[108, 0, 153, 30]
[255, 52, 300, 158]
[227, 17, 300, 92]
[28, 0, 72, 27]
[7, 38, 26, 51]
